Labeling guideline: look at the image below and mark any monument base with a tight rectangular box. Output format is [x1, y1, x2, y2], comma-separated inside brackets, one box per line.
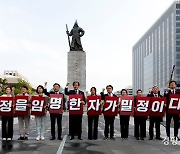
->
[67, 51, 86, 92]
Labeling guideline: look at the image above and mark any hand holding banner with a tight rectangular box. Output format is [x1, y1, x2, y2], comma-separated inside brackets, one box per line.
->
[49, 94, 64, 114]
[31, 96, 46, 116]
[149, 97, 166, 116]
[103, 96, 118, 116]
[69, 94, 83, 115]
[168, 94, 180, 114]
[14, 95, 29, 116]
[119, 96, 134, 116]
[0, 97, 14, 116]
[136, 97, 150, 116]
[87, 96, 102, 116]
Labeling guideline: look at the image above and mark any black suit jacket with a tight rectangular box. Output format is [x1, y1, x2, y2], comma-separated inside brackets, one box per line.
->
[44, 89, 66, 107]
[100, 92, 117, 100]
[100, 92, 117, 114]
[65, 87, 86, 103]
[164, 89, 180, 111]
[147, 92, 162, 97]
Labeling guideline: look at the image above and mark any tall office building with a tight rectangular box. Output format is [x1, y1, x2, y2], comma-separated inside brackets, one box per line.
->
[133, 1, 180, 95]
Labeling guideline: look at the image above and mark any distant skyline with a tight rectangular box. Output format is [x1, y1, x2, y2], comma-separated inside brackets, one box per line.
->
[0, 0, 175, 93]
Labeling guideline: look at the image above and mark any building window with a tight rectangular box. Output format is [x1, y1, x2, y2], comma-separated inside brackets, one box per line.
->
[176, 47, 180, 52]
[176, 54, 180, 59]
[176, 16, 180, 20]
[176, 10, 180, 14]
[176, 4, 180, 9]
[176, 22, 180, 27]
[176, 41, 180, 45]
[176, 33, 180, 39]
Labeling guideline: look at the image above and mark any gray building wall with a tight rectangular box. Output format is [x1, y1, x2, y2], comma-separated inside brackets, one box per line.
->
[133, 1, 180, 95]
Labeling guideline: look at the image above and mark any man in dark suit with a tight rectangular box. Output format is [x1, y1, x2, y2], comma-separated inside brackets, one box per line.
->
[134, 89, 147, 140]
[65, 81, 86, 140]
[100, 85, 117, 140]
[44, 82, 65, 140]
[164, 80, 180, 141]
[147, 85, 163, 140]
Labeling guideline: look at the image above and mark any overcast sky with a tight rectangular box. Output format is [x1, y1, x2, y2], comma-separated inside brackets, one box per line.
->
[0, 0, 175, 93]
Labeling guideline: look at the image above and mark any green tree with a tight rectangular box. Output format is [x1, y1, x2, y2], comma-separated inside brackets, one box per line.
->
[0, 79, 35, 95]
[0, 78, 8, 95]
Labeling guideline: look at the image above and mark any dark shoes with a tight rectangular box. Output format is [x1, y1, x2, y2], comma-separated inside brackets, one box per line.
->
[149, 137, 153, 140]
[50, 137, 55, 140]
[58, 137, 63, 140]
[24, 136, 28, 140]
[110, 137, 115, 140]
[78, 137, 83, 140]
[69, 137, 82, 140]
[18, 136, 24, 140]
[136, 137, 144, 140]
[156, 137, 163, 140]
[103, 137, 108, 140]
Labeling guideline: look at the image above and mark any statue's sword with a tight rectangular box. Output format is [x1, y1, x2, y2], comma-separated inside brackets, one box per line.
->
[66, 24, 71, 50]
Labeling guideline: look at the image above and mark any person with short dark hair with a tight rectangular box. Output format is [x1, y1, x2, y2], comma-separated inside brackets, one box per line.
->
[1, 87, 14, 141]
[147, 85, 163, 140]
[119, 89, 130, 139]
[164, 80, 180, 142]
[88, 87, 99, 140]
[101, 85, 117, 140]
[44, 82, 65, 140]
[17, 86, 31, 140]
[134, 89, 147, 140]
[65, 81, 86, 140]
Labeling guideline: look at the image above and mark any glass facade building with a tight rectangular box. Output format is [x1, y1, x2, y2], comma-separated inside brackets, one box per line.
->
[133, 1, 180, 95]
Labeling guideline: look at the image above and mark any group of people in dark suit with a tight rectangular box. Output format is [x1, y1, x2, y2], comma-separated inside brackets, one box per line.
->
[44, 81, 179, 141]
[1, 80, 179, 142]
[134, 81, 180, 141]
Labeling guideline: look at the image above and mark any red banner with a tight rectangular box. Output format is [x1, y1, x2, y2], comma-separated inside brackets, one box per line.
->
[136, 97, 150, 116]
[168, 94, 180, 114]
[0, 97, 14, 116]
[49, 94, 64, 114]
[69, 94, 83, 115]
[119, 96, 134, 116]
[14, 95, 29, 116]
[149, 97, 166, 117]
[103, 96, 118, 116]
[87, 96, 102, 116]
[31, 96, 46, 116]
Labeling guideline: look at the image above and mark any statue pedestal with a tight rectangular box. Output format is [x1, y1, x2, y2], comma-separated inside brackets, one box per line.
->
[67, 51, 86, 92]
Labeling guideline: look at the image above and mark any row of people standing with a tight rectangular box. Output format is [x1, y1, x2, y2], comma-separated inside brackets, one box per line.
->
[1, 81, 179, 141]
[1, 83, 64, 141]
[0, 81, 85, 141]
[88, 81, 179, 141]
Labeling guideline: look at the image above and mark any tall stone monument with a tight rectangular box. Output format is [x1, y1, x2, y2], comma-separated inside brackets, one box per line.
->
[66, 21, 86, 92]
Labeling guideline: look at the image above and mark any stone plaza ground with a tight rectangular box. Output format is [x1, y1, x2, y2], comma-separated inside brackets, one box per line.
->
[0, 112, 180, 154]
